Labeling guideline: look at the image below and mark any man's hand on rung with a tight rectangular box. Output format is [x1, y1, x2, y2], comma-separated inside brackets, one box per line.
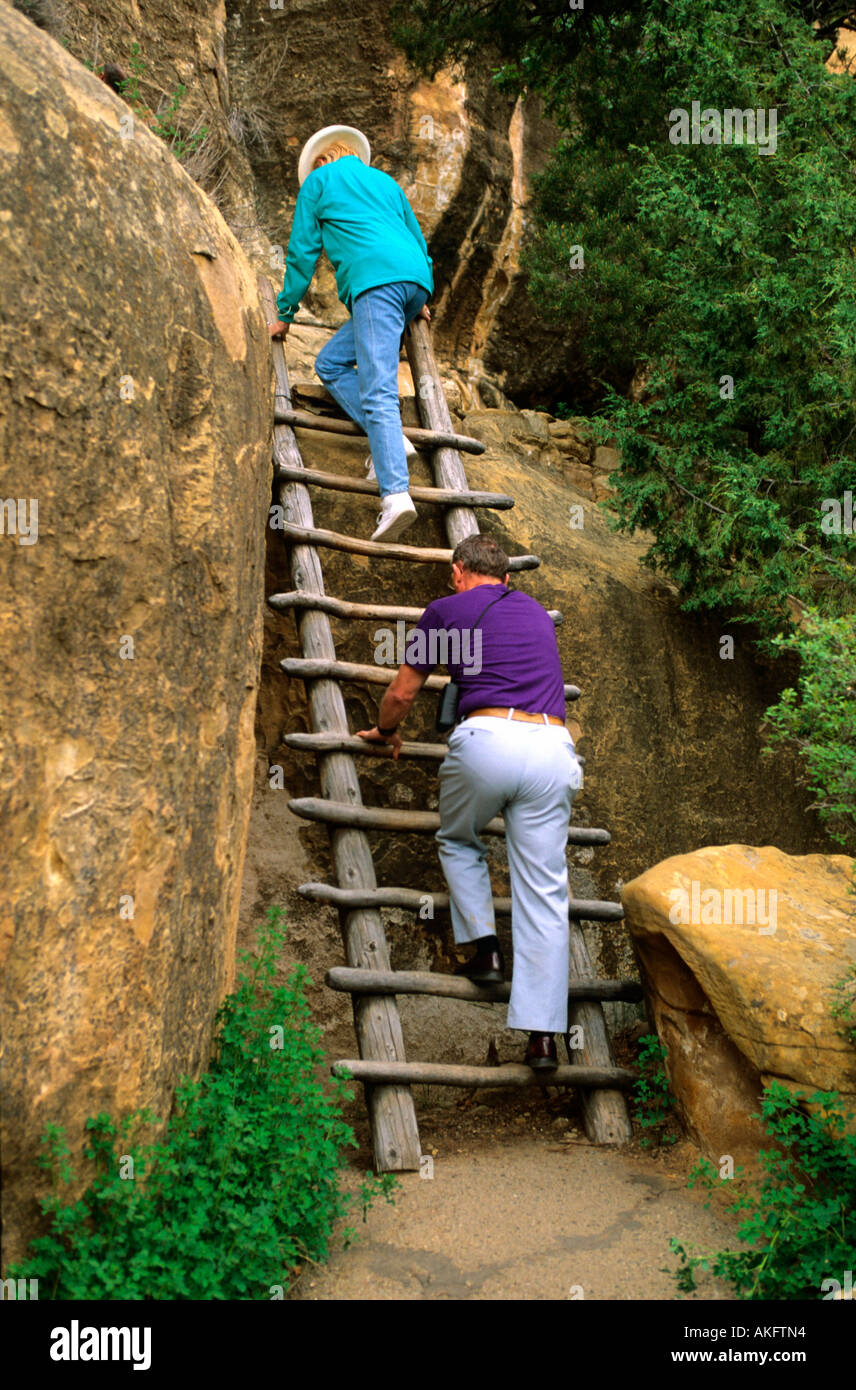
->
[357, 726, 403, 761]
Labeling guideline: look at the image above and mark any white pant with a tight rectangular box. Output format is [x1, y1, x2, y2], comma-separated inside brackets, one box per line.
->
[436, 716, 583, 1032]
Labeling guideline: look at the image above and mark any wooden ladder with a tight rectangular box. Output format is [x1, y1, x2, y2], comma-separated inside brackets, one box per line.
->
[260, 276, 636, 1170]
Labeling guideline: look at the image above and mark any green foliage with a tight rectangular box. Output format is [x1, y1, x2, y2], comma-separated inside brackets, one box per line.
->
[390, 0, 642, 88]
[523, 0, 855, 639]
[762, 610, 856, 849]
[670, 1082, 856, 1298]
[115, 39, 146, 111]
[391, 0, 856, 840]
[830, 964, 856, 1048]
[395, 0, 856, 630]
[632, 1033, 677, 1147]
[118, 42, 209, 162]
[149, 84, 208, 161]
[685, 1153, 746, 1200]
[7, 907, 396, 1300]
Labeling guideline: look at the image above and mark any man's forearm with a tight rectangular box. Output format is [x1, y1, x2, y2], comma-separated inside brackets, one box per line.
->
[376, 688, 414, 730]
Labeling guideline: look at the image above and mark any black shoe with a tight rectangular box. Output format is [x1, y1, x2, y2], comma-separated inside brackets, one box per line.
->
[524, 1033, 558, 1071]
[454, 947, 505, 984]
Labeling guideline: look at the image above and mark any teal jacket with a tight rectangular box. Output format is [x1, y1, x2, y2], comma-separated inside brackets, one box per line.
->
[276, 156, 434, 324]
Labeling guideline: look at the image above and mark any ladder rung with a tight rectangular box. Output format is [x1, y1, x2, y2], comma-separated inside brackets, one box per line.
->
[270, 590, 422, 621]
[288, 797, 611, 844]
[285, 732, 448, 760]
[280, 657, 580, 702]
[274, 464, 512, 509]
[331, 1059, 637, 1089]
[285, 731, 584, 765]
[274, 407, 488, 456]
[302, 883, 622, 921]
[281, 657, 448, 691]
[326, 967, 641, 1004]
[281, 522, 540, 569]
[268, 589, 563, 626]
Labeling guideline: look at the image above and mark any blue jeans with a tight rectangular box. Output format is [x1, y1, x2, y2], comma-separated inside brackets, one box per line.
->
[315, 280, 428, 498]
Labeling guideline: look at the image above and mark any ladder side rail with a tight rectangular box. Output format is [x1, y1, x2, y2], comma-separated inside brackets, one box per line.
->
[404, 320, 480, 546]
[566, 921, 634, 1143]
[261, 276, 421, 1169]
[405, 318, 633, 1145]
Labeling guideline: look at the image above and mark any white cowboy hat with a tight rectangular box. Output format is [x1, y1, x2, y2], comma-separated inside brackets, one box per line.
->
[297, 125, 371, 186]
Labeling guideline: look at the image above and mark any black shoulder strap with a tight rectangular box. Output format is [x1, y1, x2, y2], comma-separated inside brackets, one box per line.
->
[473, 586, 513, 631]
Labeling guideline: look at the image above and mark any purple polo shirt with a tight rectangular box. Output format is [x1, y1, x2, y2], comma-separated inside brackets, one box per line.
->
[405, 583, 566, 719]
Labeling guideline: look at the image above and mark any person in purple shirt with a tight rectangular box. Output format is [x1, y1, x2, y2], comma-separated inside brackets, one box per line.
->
[358, 534, 583, 1070]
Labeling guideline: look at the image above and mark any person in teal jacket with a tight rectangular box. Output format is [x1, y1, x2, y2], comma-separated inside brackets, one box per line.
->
[269, 125, 434, 542]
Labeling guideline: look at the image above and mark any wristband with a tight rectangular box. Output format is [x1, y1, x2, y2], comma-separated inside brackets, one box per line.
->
[377, 722, 399, 738]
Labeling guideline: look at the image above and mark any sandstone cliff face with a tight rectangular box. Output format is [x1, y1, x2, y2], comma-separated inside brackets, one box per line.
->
[0, 5, 270, 1262]
[37, 0, 583, 407]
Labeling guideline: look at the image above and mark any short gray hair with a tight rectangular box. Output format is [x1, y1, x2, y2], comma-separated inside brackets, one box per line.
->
[452, 535, 509, 579]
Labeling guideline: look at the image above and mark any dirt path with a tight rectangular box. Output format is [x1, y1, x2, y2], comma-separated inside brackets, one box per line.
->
[291, 1097, 740, 1302]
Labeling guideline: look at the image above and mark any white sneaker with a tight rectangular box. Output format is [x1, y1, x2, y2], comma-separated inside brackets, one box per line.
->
[371, 492, 417, 542]
[364, 432, 417, 483]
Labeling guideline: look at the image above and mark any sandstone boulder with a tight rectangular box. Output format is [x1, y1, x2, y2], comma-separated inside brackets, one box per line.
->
[0, 6, 270, 1263]
[621, 846, 856, 1162]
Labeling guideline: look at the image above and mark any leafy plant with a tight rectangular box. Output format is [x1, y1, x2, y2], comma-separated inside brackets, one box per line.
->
[150, 84, 209, 161]
[7, 907, 396, 1300]
[523, 0, 855, 642]
[117, 38, 147, 110]
[670, 1082, 856, 1299]
[762, 610, 856, 851]
[685, 1153, 742, 1200]
[830, 964, 856, 1050]
[632, 1033, 677, 1147]
[118, 42, 209, 162]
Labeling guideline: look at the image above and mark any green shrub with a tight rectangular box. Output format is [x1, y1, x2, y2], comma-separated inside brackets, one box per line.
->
[118, 42, 209, 162]
[7, 907, 396, 1299]
[762, 611, 856, 852]
[670, 1082, 856, 1299]
[830, 963, 856, 1050]
[632, 1033, 677, 1147]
